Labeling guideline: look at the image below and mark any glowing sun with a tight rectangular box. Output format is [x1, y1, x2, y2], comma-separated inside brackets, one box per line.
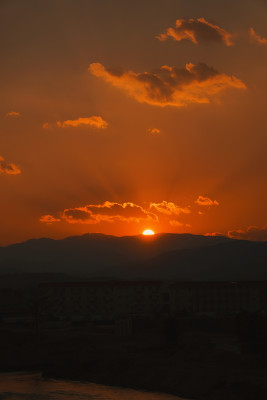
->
[142, 229, 155, 236]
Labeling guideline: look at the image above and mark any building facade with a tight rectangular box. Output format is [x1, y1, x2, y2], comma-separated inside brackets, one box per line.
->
[39, 281, 267, 320]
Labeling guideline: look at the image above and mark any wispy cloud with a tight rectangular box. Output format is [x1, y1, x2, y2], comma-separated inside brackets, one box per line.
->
[228, 225, 267, 241]
[195, 195, 219, 206]
[0, 156, 21, 175]
[40, 215, 60, 224]
[57, 116, 108, 129]
[249, 27, 267, 44]
[42, 122, 52, 129]
[157, 18, 233, 46]
[169, 220, 183, 227]
[89, 62, 246, 107]
[148, 128, 160, 134]
[42, 116, 108, 129]
[149, 201, 190, 215]
[6, 111, 20, 117]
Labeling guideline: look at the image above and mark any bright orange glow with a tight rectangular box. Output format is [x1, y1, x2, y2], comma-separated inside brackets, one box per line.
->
[142, 229, 155, 235]
[1, 2, 267, 246]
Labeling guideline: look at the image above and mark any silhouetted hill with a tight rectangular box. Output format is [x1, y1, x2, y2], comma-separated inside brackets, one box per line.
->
[0, 233, 231, 277]
[134, 240, 267, 281]
[0, 233, 266, 281]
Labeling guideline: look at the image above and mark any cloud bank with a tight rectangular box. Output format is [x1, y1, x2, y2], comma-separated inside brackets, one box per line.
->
[62, 202, 158, 224]
[40, 200, 193, 226]
[157, 18, 233, 46]
[89, 62, 246, 107]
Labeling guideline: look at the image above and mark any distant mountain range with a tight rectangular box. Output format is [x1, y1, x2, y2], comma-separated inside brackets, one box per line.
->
[0, 233, 266, 281]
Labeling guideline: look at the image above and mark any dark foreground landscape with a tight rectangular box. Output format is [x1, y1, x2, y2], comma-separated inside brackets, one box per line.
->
[1, 313, 267, 399]
[1, 233, 267, 399]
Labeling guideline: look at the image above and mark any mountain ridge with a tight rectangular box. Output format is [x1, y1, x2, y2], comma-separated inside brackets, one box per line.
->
[0, 233, 266, 281]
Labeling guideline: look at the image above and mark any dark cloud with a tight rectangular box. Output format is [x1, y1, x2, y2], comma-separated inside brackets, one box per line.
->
[157, 18, 233, 46]
[228, 225, 267, 241]
[0, 156, 21, 175]
[89, 62, 246, 107]
[63, 208, 96, 224]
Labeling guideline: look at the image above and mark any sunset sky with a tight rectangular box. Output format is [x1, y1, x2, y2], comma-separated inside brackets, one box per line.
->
[1, 0, 267, 245]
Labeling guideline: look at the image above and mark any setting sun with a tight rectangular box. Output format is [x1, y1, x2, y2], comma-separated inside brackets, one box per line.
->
[142, 229, 155, 236]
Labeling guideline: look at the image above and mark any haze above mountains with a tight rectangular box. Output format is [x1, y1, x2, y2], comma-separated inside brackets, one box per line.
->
[0, 233, 267, 281]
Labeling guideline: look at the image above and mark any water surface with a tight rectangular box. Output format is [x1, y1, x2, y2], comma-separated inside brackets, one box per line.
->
[0, 372, 185, 400]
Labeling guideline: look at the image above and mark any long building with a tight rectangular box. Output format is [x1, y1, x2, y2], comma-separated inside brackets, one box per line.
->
[39, 281, 267, 320]
[171, 281, 267, 314]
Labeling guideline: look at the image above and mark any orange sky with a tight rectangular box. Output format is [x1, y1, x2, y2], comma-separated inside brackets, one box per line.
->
[1, 0, 267, 245]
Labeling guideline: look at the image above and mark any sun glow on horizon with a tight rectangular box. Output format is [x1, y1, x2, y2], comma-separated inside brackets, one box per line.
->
[142, 229, 155, 236]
